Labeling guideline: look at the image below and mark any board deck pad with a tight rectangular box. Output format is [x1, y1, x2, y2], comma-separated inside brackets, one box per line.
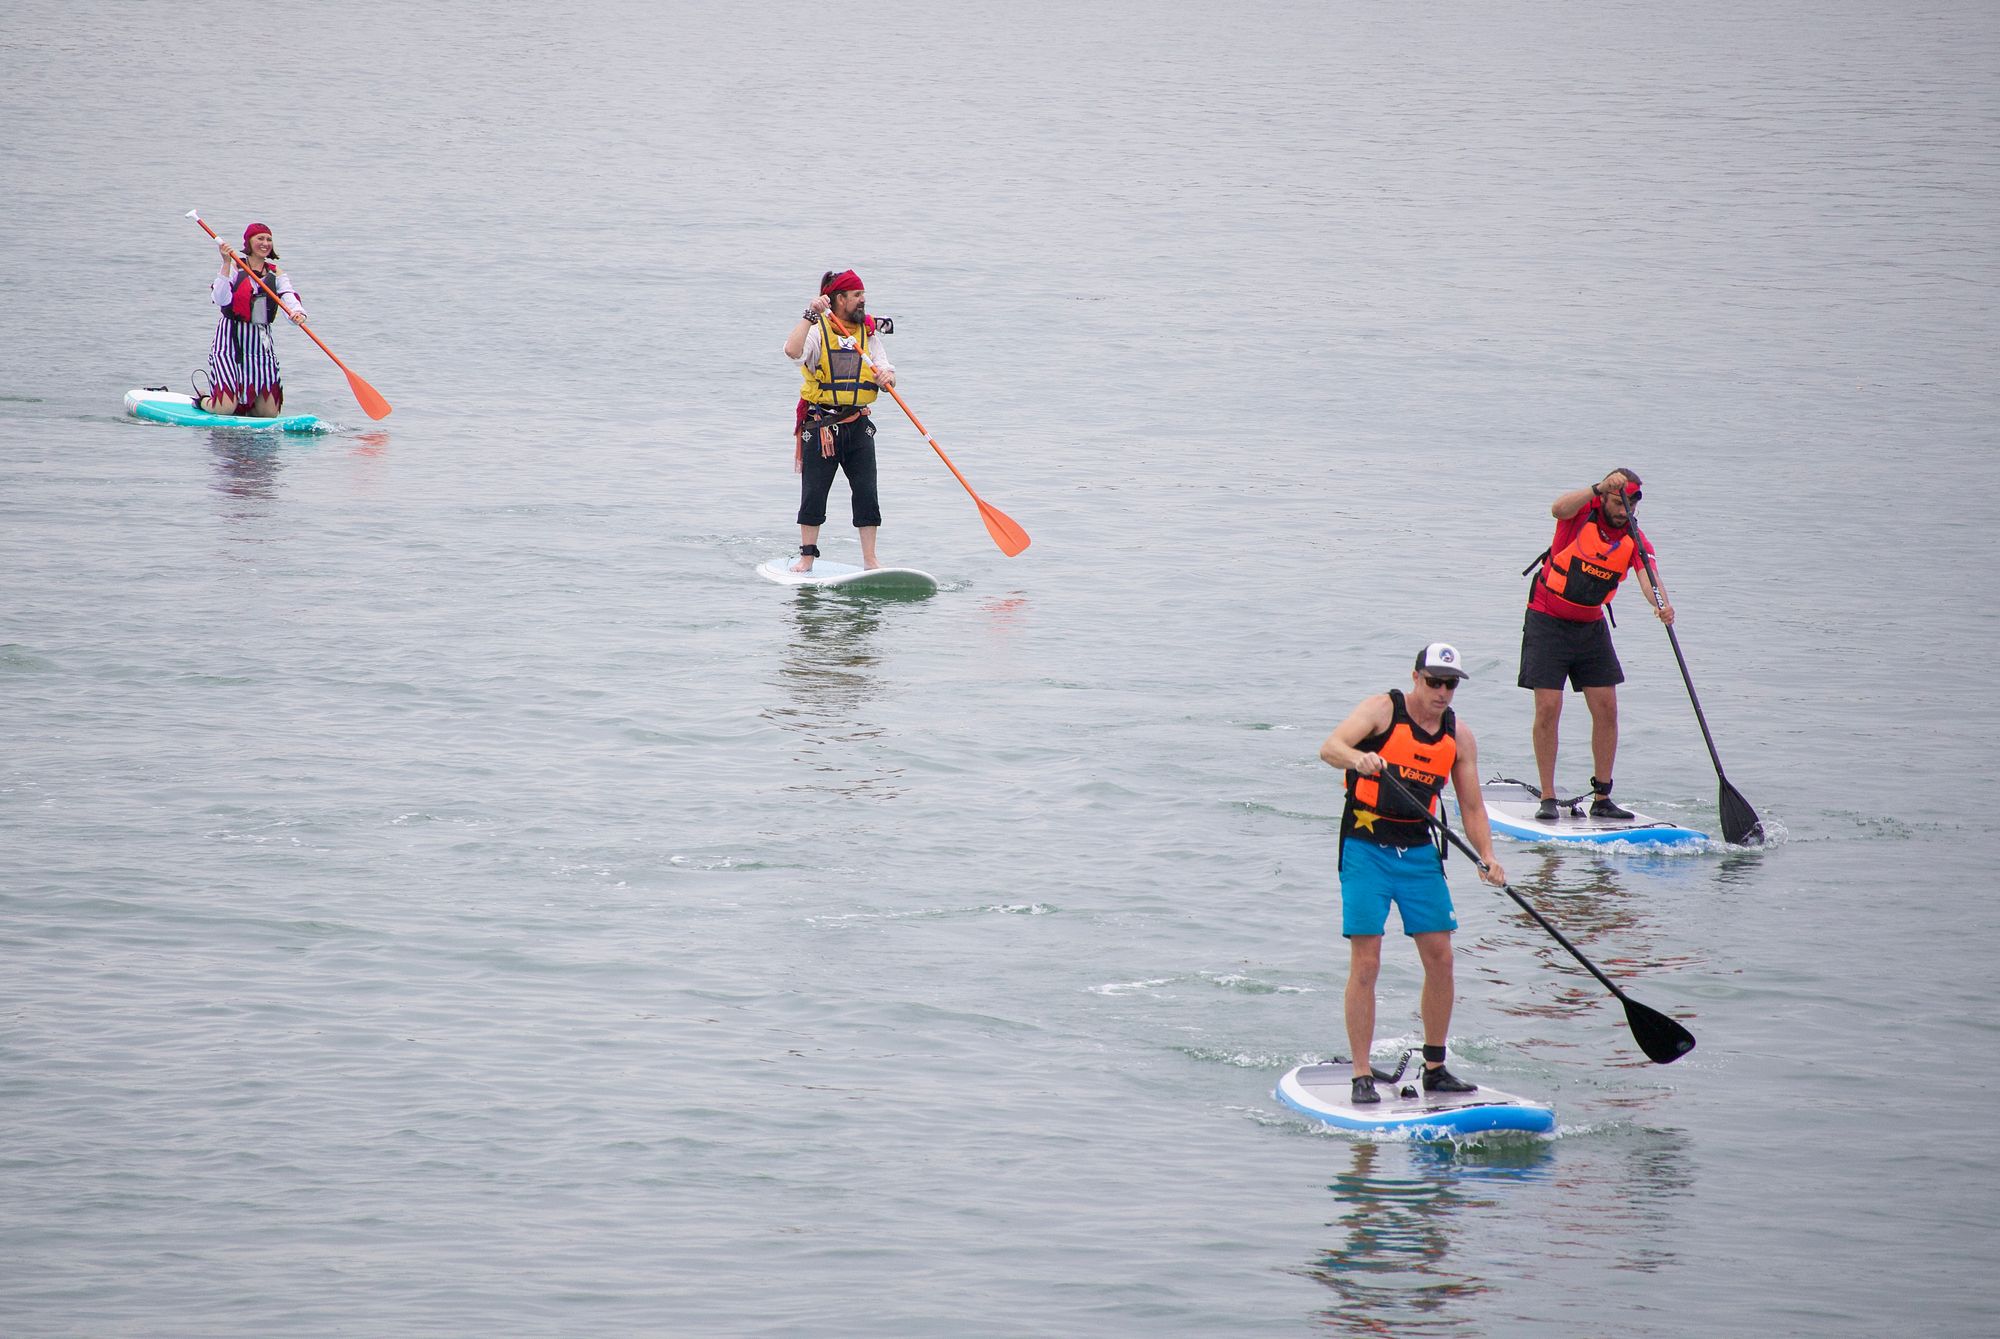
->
[1459, 776, 1707, 847]
[755, 557, 938, 595]
[1277, 1062, 1556, 1138]
[124, 388, 325, 433]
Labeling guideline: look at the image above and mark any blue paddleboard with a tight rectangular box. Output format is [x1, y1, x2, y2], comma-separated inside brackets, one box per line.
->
[125, 388, 325, 433]
[1459, 777, 1707, 848]
[1276, 1062, 1555, 1138]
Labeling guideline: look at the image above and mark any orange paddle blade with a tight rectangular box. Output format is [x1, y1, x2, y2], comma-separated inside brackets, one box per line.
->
[342, 365, 392, 420]
[977, 498, 1031, 556]
[872, 374, 1029, 557]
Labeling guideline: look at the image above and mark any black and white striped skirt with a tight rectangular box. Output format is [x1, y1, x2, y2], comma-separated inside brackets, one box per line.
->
[207, 316, 282, 398]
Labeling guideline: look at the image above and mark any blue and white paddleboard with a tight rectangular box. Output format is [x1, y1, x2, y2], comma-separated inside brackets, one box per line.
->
[756, 557, 938, 595]
[125, 388, 325, 433]
[1462, 777, 1707, 848]
[1276, 1062, 1555, 1138]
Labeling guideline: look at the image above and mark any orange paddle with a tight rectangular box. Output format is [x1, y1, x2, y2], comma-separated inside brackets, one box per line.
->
[863, 357, 1029, 556]
[186, 210, 392, 420]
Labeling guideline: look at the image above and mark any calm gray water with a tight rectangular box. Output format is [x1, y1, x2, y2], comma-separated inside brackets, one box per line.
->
[5, 1, 1999, 1334]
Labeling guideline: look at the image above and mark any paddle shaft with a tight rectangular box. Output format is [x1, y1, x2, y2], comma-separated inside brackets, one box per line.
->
[878, 377, 977, 495]
[1371, 725, 1697, 1061]
[187, 212, 391, 419]
[1630, 512, 1762, 843]
[859, 353, 1030, 556]
[1378, 770, 1634, 1002]
[1630, 531, 1730, 778]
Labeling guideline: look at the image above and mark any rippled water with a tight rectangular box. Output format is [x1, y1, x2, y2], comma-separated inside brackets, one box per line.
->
[5, 1, 1999, 1335]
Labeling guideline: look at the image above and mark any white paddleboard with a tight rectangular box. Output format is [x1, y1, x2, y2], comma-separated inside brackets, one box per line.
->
[1458, 776, 1707, 847]
[1276, 1062, 1555, 1138]
[755, 558, 938, 595]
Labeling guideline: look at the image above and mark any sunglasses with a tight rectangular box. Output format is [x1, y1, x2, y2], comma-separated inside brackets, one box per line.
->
[1422, 675, 1460, 690]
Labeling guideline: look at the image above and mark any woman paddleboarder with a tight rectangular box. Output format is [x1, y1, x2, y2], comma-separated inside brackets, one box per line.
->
[195, 222, 306, 418]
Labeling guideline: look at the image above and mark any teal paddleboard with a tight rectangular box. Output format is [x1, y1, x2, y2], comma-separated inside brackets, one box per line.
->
[125, 388, 325, 433]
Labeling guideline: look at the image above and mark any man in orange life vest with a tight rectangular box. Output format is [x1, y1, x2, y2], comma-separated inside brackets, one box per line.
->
[1518, 470, 1674, 822]
[1318, 644, 1506, 1105]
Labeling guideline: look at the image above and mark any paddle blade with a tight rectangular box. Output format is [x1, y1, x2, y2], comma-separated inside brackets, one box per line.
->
[978, 499, 1031, 556]
[347, 369, 393, 420]
[1623, 996, 1697, 1064]
[1719, 779, 1763, 846]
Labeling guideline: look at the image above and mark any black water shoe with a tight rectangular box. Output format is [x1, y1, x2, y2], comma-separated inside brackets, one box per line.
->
[1421, 1065, 1478, 1094]
[1589, 778, 1633, 820]
[1535, 797, 1560, 822]
[1350, 1075, 1381, 1105]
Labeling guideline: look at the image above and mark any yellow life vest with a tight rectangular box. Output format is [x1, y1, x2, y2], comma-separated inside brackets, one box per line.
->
[799, 315, 881, 408]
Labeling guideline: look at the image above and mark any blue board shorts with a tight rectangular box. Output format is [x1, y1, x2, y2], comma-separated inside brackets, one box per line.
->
[1340, 837, 1458, 937]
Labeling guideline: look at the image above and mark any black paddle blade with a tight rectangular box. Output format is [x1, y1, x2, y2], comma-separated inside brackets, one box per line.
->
[1719, 778, 1764, 846]
[1623, 996, 1697, 1064]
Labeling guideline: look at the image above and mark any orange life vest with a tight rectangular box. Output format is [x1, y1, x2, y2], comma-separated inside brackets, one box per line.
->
[1341, 690, 1457, 850]
[1537, 517, 1639, 609]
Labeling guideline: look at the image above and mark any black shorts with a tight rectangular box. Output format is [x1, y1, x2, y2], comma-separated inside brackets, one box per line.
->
[797, 415, 881, 528]
[1517, 608, 1624, 691]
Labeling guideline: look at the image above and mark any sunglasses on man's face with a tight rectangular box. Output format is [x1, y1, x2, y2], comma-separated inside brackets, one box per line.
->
[1422, 675, 1460, 691]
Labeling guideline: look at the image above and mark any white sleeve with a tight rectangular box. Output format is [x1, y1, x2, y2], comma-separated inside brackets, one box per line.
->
[866, 330, 892, 377]
[271, 269, 305, 318]
[793, 322, 822, 367]
[211, 270, 232, 307]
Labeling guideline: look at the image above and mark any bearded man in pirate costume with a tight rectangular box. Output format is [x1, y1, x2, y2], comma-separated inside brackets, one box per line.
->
[781, 270, 896, 572]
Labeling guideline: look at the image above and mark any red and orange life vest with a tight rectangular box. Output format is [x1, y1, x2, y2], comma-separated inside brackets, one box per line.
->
[226, 267, 286, 325]
[1537, 516, 1639, 610]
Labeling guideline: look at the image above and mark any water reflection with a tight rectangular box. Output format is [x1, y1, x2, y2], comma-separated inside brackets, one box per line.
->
[1304, 1138, 1553, 1335]
[207, 430, 286, 506]
[764, 590, 904, 797]
[1474, 851, 1704, 1036]
[1570, 1127, 1696, 1274]
[1711, 848, 1766, 888]
[1302, 1126, 1695, 1331]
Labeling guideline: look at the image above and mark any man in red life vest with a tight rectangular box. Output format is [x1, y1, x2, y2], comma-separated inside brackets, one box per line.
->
[1518, 470, 1675, 821]
[1318, 644, 1507, 1105]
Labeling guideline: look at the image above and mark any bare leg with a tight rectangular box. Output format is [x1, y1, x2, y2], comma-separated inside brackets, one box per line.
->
[859, 525, 879, 570]
[1344, 935, 1383, 1080]
[1413, 931, 1455, 1058]
[250, 392, 281, 417]
[1582, 684, 1619, 787]
[791, 525, 821, 572]
[1532, 687, 1565, 798]
[207, 390, 239, 415]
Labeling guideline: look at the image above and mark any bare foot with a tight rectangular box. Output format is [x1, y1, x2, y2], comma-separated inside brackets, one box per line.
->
[790, 556, 814, 573]
[863, 560, 880, 570]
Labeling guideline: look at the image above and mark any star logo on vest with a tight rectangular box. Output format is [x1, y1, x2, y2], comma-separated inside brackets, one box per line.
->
[1353, 809, 1379, 832]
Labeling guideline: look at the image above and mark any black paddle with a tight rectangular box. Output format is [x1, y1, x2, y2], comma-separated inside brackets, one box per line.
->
[1628, 507, 1764, 845]
[1376, 769, 1698, 1064]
